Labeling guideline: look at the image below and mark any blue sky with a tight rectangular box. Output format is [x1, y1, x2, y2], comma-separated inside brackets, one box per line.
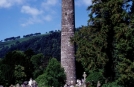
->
[0, 0, 92, 41]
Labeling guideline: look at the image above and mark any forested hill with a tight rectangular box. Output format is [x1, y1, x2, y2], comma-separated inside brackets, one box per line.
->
[0, 30, 61, 60]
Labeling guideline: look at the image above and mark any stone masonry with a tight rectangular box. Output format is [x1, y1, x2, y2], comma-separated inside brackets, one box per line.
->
[61, 0, 76, 85]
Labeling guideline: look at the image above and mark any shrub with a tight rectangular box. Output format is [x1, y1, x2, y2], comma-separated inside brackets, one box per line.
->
[36, 58, 66, 87]
[86, 71, 104, 87]
[102, 82, 123, 87]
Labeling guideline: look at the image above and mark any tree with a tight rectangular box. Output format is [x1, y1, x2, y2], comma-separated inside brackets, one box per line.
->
[31, 53, 45, 78]
[72, 0, 134, 86]
[0, 64, 12, 86]
[14, 65, 26, 84]
[36, 58, 66, 87]
[24, 49, 35, 79]
[0, 51, 27, 86]
[0, 50, 35, 86]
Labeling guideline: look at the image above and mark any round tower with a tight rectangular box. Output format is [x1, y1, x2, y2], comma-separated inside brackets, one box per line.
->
[61, 0, 76, 84]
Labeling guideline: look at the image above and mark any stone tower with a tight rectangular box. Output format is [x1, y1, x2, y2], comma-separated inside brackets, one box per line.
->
[61, 0, 76, 84]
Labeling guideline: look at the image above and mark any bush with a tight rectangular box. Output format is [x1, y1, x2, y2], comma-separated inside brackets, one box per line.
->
[102, 82, 123, 87]
[36, 58, 66, 87]
[35, 73, 46, 87]
[86, 71, 104, 87]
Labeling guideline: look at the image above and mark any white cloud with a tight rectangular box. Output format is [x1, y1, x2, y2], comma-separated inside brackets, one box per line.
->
[20, 0, 59, 27]
[20, 5, 53, 26]
[43, 15, 52, 21]
[0, 0, 24, 8]
[13, 0, 24, 4]
[21, 6, 43, 16]
[42, 0, 58, 6]
[21, 16, 42, 27]
[75, 0, 92, 6]
[21, 15, 52, 27]
[41, 0, 59, 10]
[0, 0, 11, 8]
[83, 0, 92, 6]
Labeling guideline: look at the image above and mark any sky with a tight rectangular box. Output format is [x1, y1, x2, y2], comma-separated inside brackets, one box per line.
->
[0, 0, 92, 41]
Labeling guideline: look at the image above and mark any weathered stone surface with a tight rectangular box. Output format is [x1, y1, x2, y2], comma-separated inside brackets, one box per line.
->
[61, 0, 76, 84]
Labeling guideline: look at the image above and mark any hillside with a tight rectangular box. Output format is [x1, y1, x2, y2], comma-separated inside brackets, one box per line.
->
[0, 31, 61, 60]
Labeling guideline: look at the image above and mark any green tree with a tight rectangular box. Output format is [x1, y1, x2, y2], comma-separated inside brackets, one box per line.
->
[0, 51, 27, 86]
[14, 65, 26, 84]
[0, 50, 35, 86]
[36, 58, 66, 87]
[116, 58, 134, 86]
[0, 64, 12, 86]
[24, 49, 35, 79]
[35, 73, 47, 87]
[31, 53, 45, 78]
[72, 0, 134, 86]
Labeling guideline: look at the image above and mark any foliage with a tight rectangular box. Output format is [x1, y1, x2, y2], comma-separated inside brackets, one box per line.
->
[0, 30, 66, 86]
[43, 58, 66, 87]
[0, 31, 61, 60]
[14, 65, 26, 84]
[0, 50, 44, 86]
[102, 82, 123, 87]
[72, 26, 108, 73]
[36, 58, 66, 87]
[35, 73, 47, 87]
[0, 51, 27, 86]
[116, 58, 134, 86]
[72, 0, 134, 86]
[86, 70, 104, 87]
[0, 64, 12, 86]
[31, 53, 47, 79]
[0, 29, 84, 86]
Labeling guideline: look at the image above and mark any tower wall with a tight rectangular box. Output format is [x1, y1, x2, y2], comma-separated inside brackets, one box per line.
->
[61, 0, 76, 84]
